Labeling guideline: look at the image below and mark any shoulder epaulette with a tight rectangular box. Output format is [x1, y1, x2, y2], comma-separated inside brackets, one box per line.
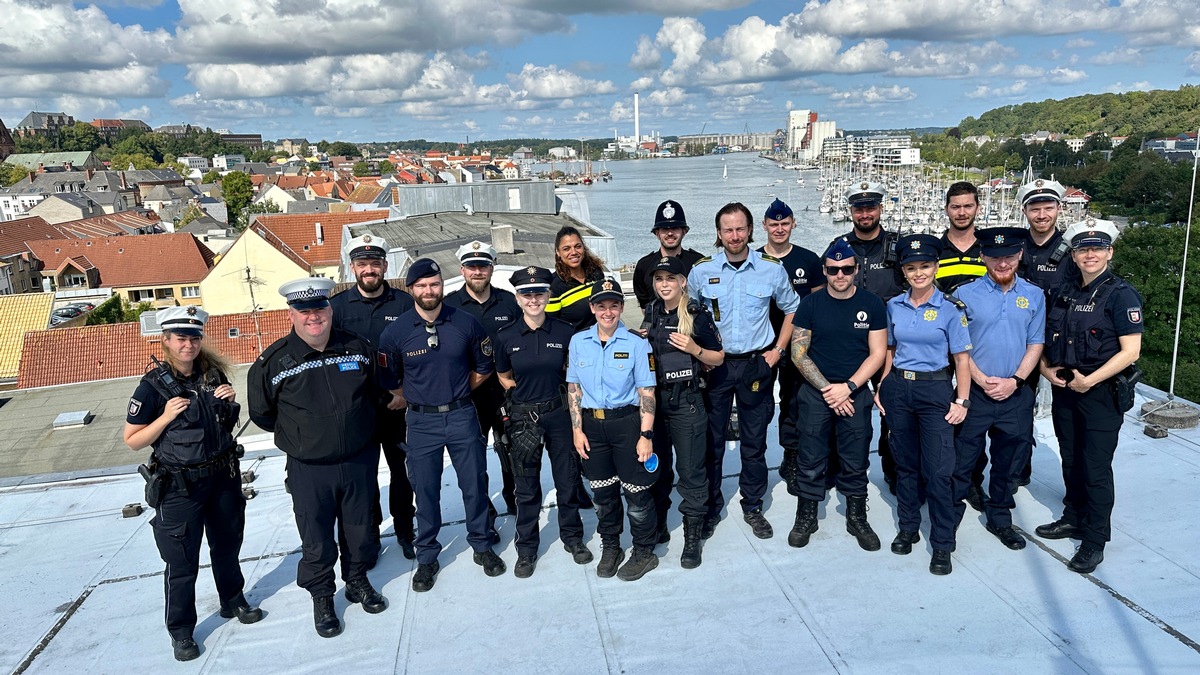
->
[695, 256, 714, 264]
[944, 293, 967, 312]
[759, 254, 781, 264]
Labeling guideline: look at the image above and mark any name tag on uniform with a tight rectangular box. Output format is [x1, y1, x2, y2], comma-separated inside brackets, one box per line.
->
[339, 362, 361, 372]
[546, 343, 562, 349]
[708, 278, 721, 284]
[614, 352, 630, 359]
[494, 315, 510, 322]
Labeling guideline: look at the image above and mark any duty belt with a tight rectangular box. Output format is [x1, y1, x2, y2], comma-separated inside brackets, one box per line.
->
[510, 397, 563, 415]
[408, 397, 473, 414]
[724, 349, 766, 361]
[895, 367, 951, 381]
[583, 405, 637, 420]
[162, 451, 237, 481]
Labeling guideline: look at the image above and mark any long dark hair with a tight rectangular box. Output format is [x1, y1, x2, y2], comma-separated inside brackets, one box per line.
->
[553, 225, 605, 282]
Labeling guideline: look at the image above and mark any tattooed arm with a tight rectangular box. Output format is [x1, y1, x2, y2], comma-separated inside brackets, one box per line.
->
[790, 328, 831, 389]
[636, 385, 655, 462]
[568, 382, 589, 458]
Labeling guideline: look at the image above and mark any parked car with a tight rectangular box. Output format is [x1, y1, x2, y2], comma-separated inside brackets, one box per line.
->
[66, 302, 96, 311]
[52, 306, 84, 319]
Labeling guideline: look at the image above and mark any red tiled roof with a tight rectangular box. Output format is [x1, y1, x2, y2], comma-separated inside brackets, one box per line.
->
[25, 233, 214, 287]
[0, 216, 77, 257]
[55, 212, 159, 238]
[16, 310, 294, 389]
[345, 184, 384, 204]
[251, 210, 387, 267]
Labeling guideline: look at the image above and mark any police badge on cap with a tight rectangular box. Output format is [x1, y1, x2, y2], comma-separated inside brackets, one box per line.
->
[456, 240, 497, 266]
[978, 227, 1027, 257]
[279, 277, 336, 310]
[509, 266, 553, 294]
[589, 278, 624, 303]
[345, 233, 388, 260]
[158, 305, 209, 336]
[653, 200, 688, 230]
[846, 182, 887, 207]
[405, 258, 441, 286]
[1017, 178, 1066, 207]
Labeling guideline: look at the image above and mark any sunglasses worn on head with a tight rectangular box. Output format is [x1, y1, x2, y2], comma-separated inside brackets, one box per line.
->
[824, 264, 858, 276]
[424, 321, 439, 350]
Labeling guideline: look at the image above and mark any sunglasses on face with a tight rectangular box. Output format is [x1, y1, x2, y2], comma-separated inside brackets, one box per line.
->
[824, 264, 858, 276]
[424, 322, 439, 350]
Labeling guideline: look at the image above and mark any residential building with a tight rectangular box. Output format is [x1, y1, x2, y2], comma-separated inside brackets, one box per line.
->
[178, 155, 210, 170]
[213, 154, 246, 171]
[198, 228, 313, 315]
[13, 112, 75, 138]
[26, 233, 215, 306]
[0, 293, 55, 383]
[219, 133, 264, 151]
[871, 147, 921, 166]
[26, 193, 107, 224]
[0, 118, 14, 161]
[0, 168, 181, 222]
[274, 138, 309, 155]
[0, 216, 71, 292]
[154, 124, 198, 139]
[512, 146, 535, 160]
[250, 210, 389, 278]
[1065, 138, 1086, 153]
[2, 152, 104, 173]
[88, 119, 151, 142]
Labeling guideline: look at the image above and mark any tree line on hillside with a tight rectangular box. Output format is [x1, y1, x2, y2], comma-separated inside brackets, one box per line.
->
[957, 85, 1200, 138]
[12, 124, 275, 173]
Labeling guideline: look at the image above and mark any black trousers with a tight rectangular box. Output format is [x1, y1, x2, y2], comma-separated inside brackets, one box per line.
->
[1052, 382, 1122, 550]
[379, 407, 415, 539]
[287, 446, 381, 597]
[473, 381, 517, 511]
[650, 383, 710, 522]
[704, 359, 776, 516]
[872, 372, 894, 482]
[512, 406, 585, 555]
[795, 382, 873, 502]
[581, 413, 658, 549]
[151, 467, 247, 640]
[954, 385, 1034, 529]
[778, 358, 801, 452]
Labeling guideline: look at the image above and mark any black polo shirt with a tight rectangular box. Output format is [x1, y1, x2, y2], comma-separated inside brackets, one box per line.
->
[758, 243, 822, 332]
[443, 285, 520, 342]
[792, 288, 887, 382]
[377, 305, 493, 407]
[633, 247, 704, 308]
[329, 284, 414, 346]
[494, 316, 574, 404]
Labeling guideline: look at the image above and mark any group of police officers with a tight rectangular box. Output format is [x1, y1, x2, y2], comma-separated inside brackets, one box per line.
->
[127, 175, 1143, 659]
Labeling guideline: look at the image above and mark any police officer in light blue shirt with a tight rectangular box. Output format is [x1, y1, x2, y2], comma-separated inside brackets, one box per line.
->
[566, 279, 659, 581]
[954, 227, 1045, 551]
[876, 234, 972, 576]
[686, 202, 799, 541]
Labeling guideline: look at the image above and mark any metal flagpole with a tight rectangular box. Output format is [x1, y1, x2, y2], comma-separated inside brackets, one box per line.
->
[1167, 127, 1200, 399]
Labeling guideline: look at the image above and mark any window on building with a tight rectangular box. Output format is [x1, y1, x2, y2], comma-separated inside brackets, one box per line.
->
[130, 289, 154, 302]
[181, 286, 200, 298]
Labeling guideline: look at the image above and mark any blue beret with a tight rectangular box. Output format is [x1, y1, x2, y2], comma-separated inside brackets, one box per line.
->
[823, 238, 856, 262]
[405, 258, 442, 286]
[764, 198, 793, 221]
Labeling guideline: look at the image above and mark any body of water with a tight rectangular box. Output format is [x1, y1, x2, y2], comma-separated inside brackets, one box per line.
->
[538, 153, 845, 268]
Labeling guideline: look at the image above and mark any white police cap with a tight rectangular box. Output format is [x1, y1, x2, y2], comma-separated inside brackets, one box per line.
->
[1017, 178, 1066, 207]
[345, 233, 388, 260]
[158, 305, 209, 336]
[456, 240, 497, 266]
[846, 181, 887, 207]
[1064, 217, 1119, 249]
[279, 277, 336, 309]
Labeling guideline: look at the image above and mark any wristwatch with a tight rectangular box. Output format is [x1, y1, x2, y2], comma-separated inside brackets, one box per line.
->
[640, 430, 654, 440]
[954, 398, 971, 409]
[846, 379, 858, 391]
[1012, 375, 1027, 388]
[774, 346, 787, 356]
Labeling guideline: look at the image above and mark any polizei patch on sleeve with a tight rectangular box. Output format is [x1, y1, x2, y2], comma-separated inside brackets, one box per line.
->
[128, 398, 142, 416]
[1128, 308, 1142, 324]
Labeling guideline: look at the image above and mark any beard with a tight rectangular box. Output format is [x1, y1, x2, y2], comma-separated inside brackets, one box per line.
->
[356, 273, 384, 293]
[853, 217, 880, 234]
[989, 269, 1015, 286]
[464, 275, 490, 294]
[415, 292, 443, 311]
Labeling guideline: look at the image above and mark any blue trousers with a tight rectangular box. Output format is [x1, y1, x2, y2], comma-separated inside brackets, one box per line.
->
[406, 405, 493, 565]
[954, 385, 1034, 529]
[795, 382, 874, 502]
[880, 375, 957, 551]
[704, 359, 776, 516]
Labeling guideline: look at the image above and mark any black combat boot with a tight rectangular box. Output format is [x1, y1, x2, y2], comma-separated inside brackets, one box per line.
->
[312, 595, 342, 638]
[680, 515, 704, 569]
[172, 636, 200, 661]
[596, 538, 624, 578]
[617, 546, 659, 581]
[845, 495, 881, 551]
[219, 593, 264, 624]
[787, 498, 819, 548]
[345, 577, 387, 614]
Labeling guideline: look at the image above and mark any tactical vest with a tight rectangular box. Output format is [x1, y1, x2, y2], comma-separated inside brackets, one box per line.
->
[847, 231, 903, 300]
[1022, 232, 1073, 297]
[148, 369, 236, 467]
[646, 300, 702, 385]
[1045, 275, 1128, 371]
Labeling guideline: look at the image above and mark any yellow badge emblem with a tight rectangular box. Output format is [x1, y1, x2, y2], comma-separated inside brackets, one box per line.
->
[751, 381, 760, 392]
[1016, 296, 1029, 309]
[960, 314, 968, 327]
[924, 309, 938, 321]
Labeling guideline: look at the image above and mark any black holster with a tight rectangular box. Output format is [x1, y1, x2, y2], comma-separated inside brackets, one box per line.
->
[1114, 365, 1143, 413]
[506, 415, 544, 478]
[139, 460, 170, 507]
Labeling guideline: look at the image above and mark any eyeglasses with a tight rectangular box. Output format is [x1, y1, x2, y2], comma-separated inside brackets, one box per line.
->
[424, 321, 439, 350]
[824, 264, 858, 276]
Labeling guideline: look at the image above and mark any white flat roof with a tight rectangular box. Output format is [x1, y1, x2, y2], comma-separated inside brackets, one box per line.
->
[3, 387, 1199, 673]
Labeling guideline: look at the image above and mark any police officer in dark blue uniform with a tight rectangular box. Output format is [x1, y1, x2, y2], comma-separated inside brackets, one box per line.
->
[756, 198, 823, 491]
[329, 233, 417, 559]
[567, 279, 660, 581]
[1017, 178, 1075, 299]
[687, 202, 800, 541]
[644, 255, 724, 568]
[954, 227, 1045, 551]
[1036, 219, 1142, 574]
[444, 240, 521, 515]
[787, 239, 887, 552]
[378, 258, 506, 592]
[832, 182, 905, 493]
[125, 306, 261, 661]
[248, 278, 387, 639]
[494, 266, 592, 578]
[876, 234, 973, 576]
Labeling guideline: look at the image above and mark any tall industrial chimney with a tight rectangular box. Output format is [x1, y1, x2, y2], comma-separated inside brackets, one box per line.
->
[633, 92, 640, 148]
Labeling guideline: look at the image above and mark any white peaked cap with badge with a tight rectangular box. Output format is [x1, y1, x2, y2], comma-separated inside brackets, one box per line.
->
[279, 277, 336, 309]
[344, 233, 388, 260]
[1017, 178, 1066, 207]
[158, 305, 209, 336]
[456, 240, 497, 265]
[1064, 217, 1120, 249]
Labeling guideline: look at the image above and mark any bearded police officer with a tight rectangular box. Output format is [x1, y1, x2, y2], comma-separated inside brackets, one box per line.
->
[687, 202, 800, 540]
[832, 182, 904, 492]
[757, 198, 823, 492]
[378, 258, 506, 592]
[1018, 178, 1074, 298]
[953, 227, 1045, 551]
[249, 277, 387, 639]
[937, 182, 986, 293]
[632, 200, 704, 308]
[1037, 219, 1142, 574]
[444, 240, 521, 516]
[787, 239, 887, 552]
[329, 233, 417, 559]
[494, 266, 592, 577]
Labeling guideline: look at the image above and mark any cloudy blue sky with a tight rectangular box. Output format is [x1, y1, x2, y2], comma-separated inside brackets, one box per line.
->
[1, 0, 1197, 143]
